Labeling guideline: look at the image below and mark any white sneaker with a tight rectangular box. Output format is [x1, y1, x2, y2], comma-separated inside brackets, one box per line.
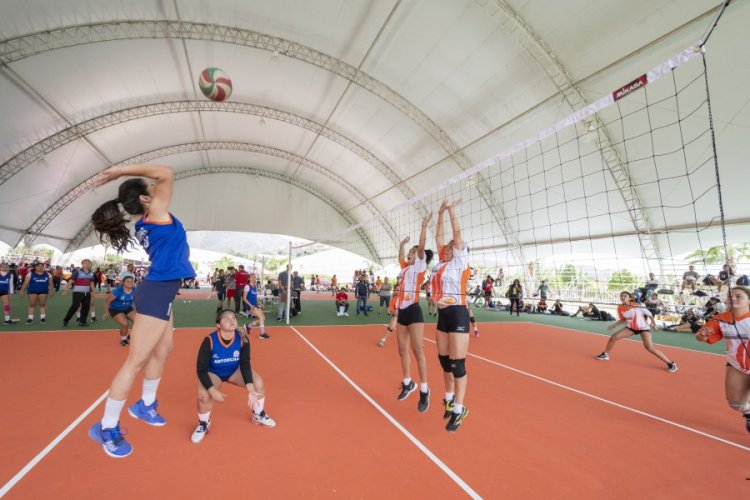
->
[344, 312, 349, 316]
[191, 420, 210, 443]
[337, 312, 342, 316]
[595, 352, 609, 361]
[251, 411, 276, 428]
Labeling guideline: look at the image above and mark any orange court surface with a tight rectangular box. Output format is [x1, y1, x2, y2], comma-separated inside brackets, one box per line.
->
[1, 321, 748, 498]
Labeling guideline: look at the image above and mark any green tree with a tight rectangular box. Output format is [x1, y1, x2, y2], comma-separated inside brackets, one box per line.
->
[608, 269, 639, 291]
[214, 256, 237, 270]
[191, 261, 199, 271]
[265, 257, 287, 273]
[684, 243, 750, 265]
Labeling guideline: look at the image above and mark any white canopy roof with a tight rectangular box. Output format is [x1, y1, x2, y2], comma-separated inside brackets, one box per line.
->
[0, 0, 748, 264]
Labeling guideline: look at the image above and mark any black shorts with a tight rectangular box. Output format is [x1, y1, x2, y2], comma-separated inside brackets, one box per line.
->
[626, 327, 648, 336]
[27, 291, 48, 296]
[134, 279, 181, 321]
[109, 307, 133, 318]
[379, 295, 391, 307]
[0, 291, 8, 297]
[436, 305, 470, 334]
[397, 303, 424, 326]
[216, 291, 226, 300]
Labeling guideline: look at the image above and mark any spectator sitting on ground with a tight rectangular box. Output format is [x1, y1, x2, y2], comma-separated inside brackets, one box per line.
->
[335, 287, 350, 317]
[662, 307, 704, 332]
[551, 299, 566, 315]
[537, 299, 548, 313]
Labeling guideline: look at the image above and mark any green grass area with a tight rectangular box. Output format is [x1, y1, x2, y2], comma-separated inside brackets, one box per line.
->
[1, 292, 723, 355]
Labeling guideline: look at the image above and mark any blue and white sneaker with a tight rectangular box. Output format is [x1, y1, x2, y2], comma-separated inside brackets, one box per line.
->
[88, 422, 132, 458]
[128, 399, 166, 426]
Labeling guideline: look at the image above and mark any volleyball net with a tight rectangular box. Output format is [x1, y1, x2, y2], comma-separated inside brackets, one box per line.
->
[294, 42, 744, 305]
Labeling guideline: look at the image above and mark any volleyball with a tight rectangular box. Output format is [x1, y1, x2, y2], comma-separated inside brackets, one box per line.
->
[198, 67, 232, 101]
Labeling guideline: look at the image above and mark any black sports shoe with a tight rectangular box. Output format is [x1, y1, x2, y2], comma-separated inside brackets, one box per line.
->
[120, 336, 130, 347]
[442, 398, 454, 419]
[62, 320, 69, 327]
[259, 332, 271, 340]
[744, 413, 750, 433]
[4, 319, 19, 324]
[446, 406, 468, 432]
[90, 317, 97, 322]
[78, 322, 89, 327]
[397, 380, 416, 400]
[26, 318, 33, 324]
[418, 390, 430, 413]
[40, 317, 46, 323]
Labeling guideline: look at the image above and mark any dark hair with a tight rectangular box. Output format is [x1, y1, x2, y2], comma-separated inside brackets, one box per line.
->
[91, 178, 148, 253]
[424, 249, 434, 265]
[215, 309, 236, 323]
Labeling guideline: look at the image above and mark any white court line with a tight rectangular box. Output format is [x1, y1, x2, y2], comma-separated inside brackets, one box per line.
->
[0, 390, 109, 498]
[423, 338, 749, 453]
[290, 326, 481, 500]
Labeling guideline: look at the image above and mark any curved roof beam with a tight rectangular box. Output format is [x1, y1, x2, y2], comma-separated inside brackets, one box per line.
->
[0, 20, 514, 255]
[490, 0, 661, 267]
[21, 141, 399, 249]
[61, 165, 381, 263]
[0, 99, 413, 200]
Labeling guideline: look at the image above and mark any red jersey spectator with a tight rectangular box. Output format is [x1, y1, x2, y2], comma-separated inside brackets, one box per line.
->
[234, 265, 249, 314]
[335, 289, 349, 316]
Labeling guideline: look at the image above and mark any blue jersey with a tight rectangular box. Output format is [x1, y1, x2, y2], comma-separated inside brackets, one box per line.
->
[0, 272, 12, 293]
[243, 284, 258, 308]
[134, 213, 196, 281]
[110, 286, 135, 311]
[208, 330, 242, 379]
[27, 271, 50, 293]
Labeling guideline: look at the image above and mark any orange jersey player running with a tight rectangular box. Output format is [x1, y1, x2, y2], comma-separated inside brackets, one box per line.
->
[595, 291, 677, 372]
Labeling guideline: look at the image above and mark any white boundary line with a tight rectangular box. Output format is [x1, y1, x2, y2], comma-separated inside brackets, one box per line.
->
[422, 338, 749, 453]
[289, 326, 481, 499]
[0, 390, 109, 498]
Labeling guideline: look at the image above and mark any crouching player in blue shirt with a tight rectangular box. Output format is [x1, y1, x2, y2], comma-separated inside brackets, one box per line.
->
[103, 272, 137, 346]
[191, 309, 276, 444]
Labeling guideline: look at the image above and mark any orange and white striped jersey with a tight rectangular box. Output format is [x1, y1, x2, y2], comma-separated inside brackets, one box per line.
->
[698, 311, 750, 374]
[388, 292, 401, 315]
[618, 303, 652, 331]
[430, 245, 471, 307]
[397, 254, 427, 309]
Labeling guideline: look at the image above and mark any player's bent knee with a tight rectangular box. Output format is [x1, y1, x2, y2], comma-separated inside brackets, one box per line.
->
[438, 354, 452, 373]
[450, 358, 467, 378]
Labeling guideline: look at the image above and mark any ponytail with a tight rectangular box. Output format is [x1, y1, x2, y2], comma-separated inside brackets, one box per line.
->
[90, 178, 148, 253]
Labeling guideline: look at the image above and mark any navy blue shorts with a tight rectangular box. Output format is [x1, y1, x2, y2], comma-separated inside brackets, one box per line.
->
[436, 305, 470, 334]
[109, 307, 133, 318]
[134, 279, 181, 321]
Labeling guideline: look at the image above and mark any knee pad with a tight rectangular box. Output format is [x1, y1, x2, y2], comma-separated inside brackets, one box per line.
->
[438, 354, 452, 373]
[450, 358, 467, 378]
[728, 401, 750, 413]
[469, 316, 476, 324]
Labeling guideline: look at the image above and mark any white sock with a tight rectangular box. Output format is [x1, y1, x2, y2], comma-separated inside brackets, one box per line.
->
[28, 315, 33, 320]
[445, 392, 455, 401]
[76, 314, 80, 320]
[198, 411, 211, 423]
[453, 403, 464, 414]
[420, 383, 428, 393]
[252, 397, 265, 415]
[141, 378, 161, 406]
[4, 315, 9, 321]
[403, 378, 412, 386]
[40, 314, 46, 319]
[91, 313, 96, 319]
[101, 397, 126, 429]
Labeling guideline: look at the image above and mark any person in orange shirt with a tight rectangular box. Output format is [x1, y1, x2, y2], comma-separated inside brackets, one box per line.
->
[432, 199, 472, 431]
[595, 291, 677, 372]
[394, 213, 433, 412]
[696, 285, 750, 433]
